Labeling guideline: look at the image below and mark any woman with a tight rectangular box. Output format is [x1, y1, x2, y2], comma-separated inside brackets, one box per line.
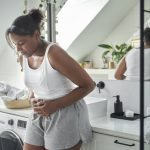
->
[6, 9, 95, 150]
[114, 27, 150, 80]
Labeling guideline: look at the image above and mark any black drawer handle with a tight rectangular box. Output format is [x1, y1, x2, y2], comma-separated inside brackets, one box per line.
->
[114, 140, 135, 147]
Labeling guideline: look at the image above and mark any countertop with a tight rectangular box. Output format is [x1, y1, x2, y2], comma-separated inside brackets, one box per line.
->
[90, 116, 140, 141]
[0, 101, 148, 142]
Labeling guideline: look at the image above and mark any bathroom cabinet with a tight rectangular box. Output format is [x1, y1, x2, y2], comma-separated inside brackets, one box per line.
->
[92, 132, 139, 150]
[81, 133, 150, 150]
[81, 132, 150, 150]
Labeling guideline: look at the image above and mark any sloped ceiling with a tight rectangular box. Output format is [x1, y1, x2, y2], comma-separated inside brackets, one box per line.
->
[66, 0, 139, 61]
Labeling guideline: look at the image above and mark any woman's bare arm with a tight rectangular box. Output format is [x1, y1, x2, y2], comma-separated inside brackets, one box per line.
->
[114, 56, 127, 80]
[49, 44, 95, 108]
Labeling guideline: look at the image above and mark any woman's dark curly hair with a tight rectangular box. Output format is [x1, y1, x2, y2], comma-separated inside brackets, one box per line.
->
[6, 9, 44, 48]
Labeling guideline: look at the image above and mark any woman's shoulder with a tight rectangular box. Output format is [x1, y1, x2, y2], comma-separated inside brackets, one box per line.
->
[48, 43, 66, 57]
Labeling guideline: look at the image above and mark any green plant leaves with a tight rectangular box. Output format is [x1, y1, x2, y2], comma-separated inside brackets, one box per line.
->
[102, 50, 110, 59]
[98, 44, 113, 50]
[98, 43, 133, 64]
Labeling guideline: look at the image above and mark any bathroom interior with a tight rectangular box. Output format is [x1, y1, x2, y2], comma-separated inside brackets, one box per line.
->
[0, 0, 150, 150]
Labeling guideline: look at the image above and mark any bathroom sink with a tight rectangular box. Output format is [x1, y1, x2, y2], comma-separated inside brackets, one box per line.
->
[84, 96, 107, 120]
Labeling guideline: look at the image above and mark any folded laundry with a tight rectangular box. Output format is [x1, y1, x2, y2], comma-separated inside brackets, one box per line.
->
[0, 82, 10, 96]
[16, 90, 28, 100]
[0, 81, 28, 101]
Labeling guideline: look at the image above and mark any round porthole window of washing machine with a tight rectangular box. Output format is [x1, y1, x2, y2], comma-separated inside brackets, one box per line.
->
[0, 130, 23, 150]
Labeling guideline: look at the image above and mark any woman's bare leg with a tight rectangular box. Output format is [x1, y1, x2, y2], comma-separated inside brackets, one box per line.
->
[65, 140, 82, 150]
[23, 143, 45, 150]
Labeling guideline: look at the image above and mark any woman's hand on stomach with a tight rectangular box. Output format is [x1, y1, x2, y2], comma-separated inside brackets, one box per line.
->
[33, 100, 59, 117]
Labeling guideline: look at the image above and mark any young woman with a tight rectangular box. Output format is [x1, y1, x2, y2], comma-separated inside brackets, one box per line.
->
[6, 9, 95, 150]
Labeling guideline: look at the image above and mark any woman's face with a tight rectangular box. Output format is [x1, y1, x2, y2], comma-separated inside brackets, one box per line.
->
[10, 32, 39, 57]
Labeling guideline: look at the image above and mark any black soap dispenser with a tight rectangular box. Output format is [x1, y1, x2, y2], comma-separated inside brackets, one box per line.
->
[113, 95, 123, 116]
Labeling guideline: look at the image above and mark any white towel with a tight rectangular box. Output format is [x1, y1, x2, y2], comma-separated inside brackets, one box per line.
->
[16, 90, 28, 100]
[0, 82, 10, 96]
[7, 86, 19, 98]
[0, 82, 28, 101]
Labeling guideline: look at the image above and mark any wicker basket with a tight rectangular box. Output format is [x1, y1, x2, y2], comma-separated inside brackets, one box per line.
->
[3, 99, 31, 109]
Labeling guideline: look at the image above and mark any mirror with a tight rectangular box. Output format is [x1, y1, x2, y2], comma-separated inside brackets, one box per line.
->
[56, 0, 150, 81]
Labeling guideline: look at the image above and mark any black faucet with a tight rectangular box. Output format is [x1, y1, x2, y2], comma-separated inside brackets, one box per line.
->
[96, 81, 105, 93]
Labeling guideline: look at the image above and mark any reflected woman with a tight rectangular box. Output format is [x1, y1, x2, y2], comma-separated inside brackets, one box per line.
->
[114, 27, 150, 80]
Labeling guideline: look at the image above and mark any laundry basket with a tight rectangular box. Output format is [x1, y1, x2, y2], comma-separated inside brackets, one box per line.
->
[3, 99, 31, 109]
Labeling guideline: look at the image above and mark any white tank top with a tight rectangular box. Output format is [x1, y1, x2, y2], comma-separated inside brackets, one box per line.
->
[23, 43, 74, 99]
[125, 48, 150, 80]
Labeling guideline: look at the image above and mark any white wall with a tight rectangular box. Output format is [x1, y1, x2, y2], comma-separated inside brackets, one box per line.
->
[88, 80, 150, 116]
[0, 0, 40, 88]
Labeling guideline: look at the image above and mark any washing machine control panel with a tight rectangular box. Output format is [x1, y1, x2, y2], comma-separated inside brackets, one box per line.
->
[17, 120, 27, 128]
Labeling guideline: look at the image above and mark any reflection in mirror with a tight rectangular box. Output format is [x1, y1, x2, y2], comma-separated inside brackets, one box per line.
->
[56, 0, 150, 81]
[114, 27, 150, 81]
[144, 2, 150, 150]
[144, 80, 150, 150]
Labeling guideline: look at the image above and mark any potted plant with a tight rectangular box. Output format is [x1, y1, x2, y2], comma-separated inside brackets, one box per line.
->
[98, 43, 133, 64]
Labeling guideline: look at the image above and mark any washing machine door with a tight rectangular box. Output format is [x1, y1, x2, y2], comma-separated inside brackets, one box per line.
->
[0, 130, 23, 150]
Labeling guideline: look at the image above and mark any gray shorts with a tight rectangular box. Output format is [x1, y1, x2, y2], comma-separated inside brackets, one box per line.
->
[24, 100, 93, 150]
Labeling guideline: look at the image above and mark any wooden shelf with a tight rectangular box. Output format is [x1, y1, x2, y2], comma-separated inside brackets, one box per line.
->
[85, 68, 115, 80]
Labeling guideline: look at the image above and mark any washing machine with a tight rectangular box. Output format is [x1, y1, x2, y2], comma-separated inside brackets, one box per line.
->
[0, 108, 31, 150]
